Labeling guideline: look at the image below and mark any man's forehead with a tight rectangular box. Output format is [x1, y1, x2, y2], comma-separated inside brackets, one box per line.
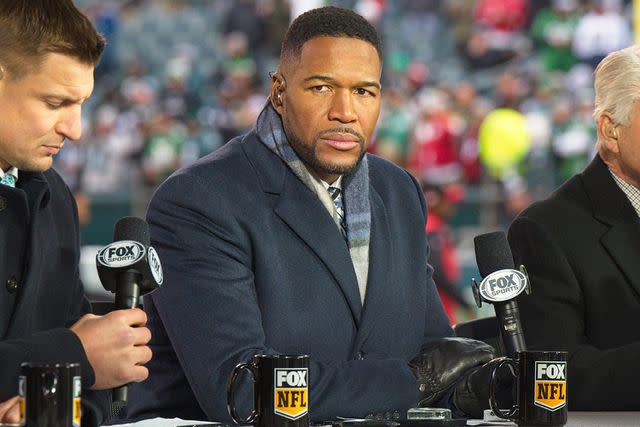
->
[299, 36, 379, 60]
[27, 53, 95, 99]
[287, 36, 381, 80]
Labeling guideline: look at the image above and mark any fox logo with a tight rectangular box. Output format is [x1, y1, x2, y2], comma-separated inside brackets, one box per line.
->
[534, 362, 567, 411]
[274, 368, 308, 420]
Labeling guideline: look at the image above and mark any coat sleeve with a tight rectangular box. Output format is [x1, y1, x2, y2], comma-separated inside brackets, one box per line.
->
[145, 172, 424, 421]
[508, 215, 640, 410]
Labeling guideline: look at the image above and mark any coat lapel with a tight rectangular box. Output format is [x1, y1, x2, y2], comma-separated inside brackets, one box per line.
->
[0, 187, 29, 337]
[5, 173, 50, 336]
[583, 155, 640, 297]
[242, 134, 363, 324]
[601, 224, 640, 297]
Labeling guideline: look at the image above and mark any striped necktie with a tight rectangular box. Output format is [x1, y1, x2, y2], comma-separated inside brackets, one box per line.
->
[327, 186, 347, 240]
[0, 173, 16, 188]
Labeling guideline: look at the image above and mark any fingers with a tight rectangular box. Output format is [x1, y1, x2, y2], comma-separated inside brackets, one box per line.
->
[0, 396, 19, 413]
[131, 343, 153, 366]
[132, 325, 152, 346]
[5, 401, 20, 424]
[0, 396, 21, 424]
[128, 365, 150, 383]
[126, 307, 148, 327]
[107, 308, 148, 327]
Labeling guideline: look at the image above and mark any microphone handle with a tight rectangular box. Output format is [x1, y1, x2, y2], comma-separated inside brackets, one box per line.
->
[115, 270, 142, 309]
[113, 385, 128, 406]
[113, 271, 142, 404]
[494, 300, 526, 357]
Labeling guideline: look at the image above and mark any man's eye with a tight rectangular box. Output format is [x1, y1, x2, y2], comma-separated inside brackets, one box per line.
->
[311, 85, 330, 92]
[356, 88, 373, 96]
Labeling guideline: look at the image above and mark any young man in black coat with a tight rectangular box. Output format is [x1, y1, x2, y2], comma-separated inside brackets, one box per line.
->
[0, 1, 152, 424]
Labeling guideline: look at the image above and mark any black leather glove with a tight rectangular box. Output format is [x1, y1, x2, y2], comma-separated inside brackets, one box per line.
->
[453, 358, 515, 418]
[408, 337, 496, 407]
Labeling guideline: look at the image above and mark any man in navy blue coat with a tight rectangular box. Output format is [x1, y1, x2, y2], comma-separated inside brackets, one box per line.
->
[128, 7, 495, 422]
[0, 1, 152, 425]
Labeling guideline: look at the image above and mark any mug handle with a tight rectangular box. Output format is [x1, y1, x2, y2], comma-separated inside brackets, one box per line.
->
[489, 357, 518, 420]
[227, 362, 259, 424]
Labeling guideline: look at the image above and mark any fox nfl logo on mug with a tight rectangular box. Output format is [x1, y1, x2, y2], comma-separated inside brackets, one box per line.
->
[274, 368, 308, 420]
[534, 361, 567, 411]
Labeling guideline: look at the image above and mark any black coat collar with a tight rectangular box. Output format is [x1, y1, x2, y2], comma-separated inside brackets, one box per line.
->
[582, 154, 640, 296]
[582, 154, 639, 227]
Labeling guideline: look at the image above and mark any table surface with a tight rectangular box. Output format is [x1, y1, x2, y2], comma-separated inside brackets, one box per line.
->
[522, 412, 638, 426]
[108, 412, 640, 427]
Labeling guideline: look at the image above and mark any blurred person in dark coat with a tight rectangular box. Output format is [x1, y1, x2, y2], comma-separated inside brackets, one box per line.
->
[423, 183, 473, 325]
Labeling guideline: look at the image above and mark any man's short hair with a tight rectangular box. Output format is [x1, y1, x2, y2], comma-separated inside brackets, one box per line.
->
[0, 0, 105, 79]
[280, 6, 382, 65]
[593, 45, 640, 127]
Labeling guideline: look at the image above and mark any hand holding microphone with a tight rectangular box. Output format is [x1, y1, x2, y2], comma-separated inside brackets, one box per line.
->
[70, 308, 152, 390]
[68, 217, 162, 400]
[93, 217, 163, 402]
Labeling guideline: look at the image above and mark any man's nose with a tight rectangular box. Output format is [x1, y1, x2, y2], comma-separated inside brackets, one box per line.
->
[328, 90, 357, 123]
[56, 105, 83, 141]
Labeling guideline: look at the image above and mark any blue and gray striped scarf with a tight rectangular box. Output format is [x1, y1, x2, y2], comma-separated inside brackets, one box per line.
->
[255, 101, 371, 302]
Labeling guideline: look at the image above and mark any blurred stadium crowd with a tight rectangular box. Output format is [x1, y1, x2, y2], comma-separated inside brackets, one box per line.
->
[65, 0, 634, 319]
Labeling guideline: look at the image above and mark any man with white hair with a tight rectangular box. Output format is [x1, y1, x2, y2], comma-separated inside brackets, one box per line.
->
[508, 44, 640, 410]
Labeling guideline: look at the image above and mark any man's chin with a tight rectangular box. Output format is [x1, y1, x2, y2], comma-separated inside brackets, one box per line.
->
[318, 152, 365, 175]
[20, 157, 53, 173]
[315, 159, 361, 177]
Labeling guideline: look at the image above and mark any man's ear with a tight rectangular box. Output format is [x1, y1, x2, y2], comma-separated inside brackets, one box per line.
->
[270, 72, 286, 114]
[597, 113, 620, 154]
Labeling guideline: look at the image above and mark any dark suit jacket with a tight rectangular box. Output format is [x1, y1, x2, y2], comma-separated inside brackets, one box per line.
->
[508, 154, 640, 410]
[126, 132, 453, 422]
[0, 169, 107, 426]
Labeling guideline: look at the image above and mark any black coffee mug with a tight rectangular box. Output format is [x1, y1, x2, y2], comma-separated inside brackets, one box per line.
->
[488, 351, 568, 426]
[19, 363, 81, 427]
[227, 354, 309, 427]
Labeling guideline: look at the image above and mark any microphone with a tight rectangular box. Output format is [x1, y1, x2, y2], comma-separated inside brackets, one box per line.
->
[96, 216, 163, 403]
[472, 231, 529, 357]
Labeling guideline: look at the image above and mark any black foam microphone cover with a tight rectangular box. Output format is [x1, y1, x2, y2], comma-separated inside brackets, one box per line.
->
[474, 231, 515, 278]
[114, 216, 150, 246]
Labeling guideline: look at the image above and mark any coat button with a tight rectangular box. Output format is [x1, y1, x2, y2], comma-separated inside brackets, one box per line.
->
[355, 351, 365, 360]
[6, 276, 18, 293]
[0, 196, 6, 211]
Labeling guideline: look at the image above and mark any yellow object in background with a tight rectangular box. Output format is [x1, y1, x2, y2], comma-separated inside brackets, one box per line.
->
[478, 108, 531, 178]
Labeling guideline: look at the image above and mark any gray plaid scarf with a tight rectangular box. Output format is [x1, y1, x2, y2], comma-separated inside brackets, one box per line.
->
[255, 101, 371, 303]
